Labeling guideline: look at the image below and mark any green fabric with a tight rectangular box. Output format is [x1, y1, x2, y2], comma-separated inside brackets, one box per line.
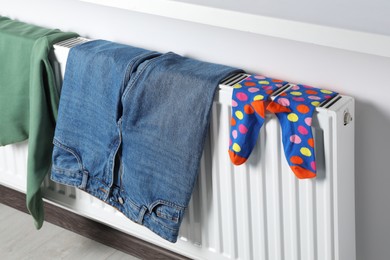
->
[0, 17, 78, 228]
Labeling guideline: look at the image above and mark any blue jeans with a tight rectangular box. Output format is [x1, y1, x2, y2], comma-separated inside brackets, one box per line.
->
[51, 40, 242, 242]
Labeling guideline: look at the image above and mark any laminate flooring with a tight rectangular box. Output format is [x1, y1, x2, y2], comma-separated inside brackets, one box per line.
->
[0, 203, 139, 260]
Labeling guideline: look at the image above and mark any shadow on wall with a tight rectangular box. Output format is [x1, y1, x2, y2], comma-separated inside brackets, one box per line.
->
[354, 100, 390, 260]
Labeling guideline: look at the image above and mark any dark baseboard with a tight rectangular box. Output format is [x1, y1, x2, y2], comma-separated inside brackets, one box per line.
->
[0, 184, 190, 260]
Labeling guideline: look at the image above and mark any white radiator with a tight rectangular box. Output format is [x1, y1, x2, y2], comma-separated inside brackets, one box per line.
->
[0, 38, 356, 260]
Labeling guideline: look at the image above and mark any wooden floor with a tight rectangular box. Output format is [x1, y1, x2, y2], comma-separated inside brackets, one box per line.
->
[0, 203, 139, 260]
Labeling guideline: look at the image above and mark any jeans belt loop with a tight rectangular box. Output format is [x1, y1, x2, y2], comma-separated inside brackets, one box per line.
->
[78, 170, 89, 190]
[137, 205, 148, 224]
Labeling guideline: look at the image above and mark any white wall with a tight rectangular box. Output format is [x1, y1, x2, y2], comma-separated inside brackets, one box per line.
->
[176, 0, 390, 36]
[2, 0, 390, 259]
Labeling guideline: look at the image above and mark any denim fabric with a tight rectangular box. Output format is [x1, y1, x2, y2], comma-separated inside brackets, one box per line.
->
[51, 40, 242, 242]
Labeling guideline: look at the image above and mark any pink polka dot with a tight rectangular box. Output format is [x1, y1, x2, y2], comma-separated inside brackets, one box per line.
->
[305, 117, 312, 126]
[238, 124, 248, 134]
[277, 98, 290, 106]
[262, 85, 273, 90]
[298, 125, 309, 135]
[248, 87, 260, 93]
[325, 95, 332, 99]
[311, 161, 316, 171]
[236, 92, 248, 101]
[302, 85, 313, 89]
[291, 85, 300, 90]
[229, 139, 232, 146]
[293, 97, 305, 102]
[232, 130, 238, 139]
[290, 135, 301, 144]
[232, 99, 238, 107]
[254, 75, 266, 79]
[308, 95, 321, 100]
[276, 84, 283, 87]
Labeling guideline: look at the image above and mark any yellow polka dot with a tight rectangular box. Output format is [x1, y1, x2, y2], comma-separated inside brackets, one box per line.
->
[232, 143, 241, 152]
[253, 94, 264, 101]
[233, 83, 242, 89]
[320, 89, 332, 94]
[290, 91, 302, 96]
[235, 111, 244, 120]
[258, 80, 270, 85]
[287, 113, 299, 122]
[300, 147, 312, 157]
[311, 101, 320, 107]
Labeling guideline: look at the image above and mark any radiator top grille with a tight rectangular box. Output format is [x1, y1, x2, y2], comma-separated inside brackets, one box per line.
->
[53, 38, 339, 109]
[55, 37, 90, 48]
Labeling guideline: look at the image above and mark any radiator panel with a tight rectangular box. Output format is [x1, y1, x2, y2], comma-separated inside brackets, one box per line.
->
[0, 40, 355, 260]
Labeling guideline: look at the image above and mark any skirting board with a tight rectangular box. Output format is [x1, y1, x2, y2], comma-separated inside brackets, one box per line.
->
[0, 184, 189, 260]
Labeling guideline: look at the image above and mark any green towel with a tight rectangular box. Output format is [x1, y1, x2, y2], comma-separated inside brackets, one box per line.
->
[0, 16, 78, 228]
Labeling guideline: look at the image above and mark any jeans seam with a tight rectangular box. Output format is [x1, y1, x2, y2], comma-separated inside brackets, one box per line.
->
[149, 215, 180, 231]
[53, 139, 84, 171]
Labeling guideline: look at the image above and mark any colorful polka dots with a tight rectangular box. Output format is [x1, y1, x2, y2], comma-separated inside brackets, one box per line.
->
[229, 74, 288, 166]
[262, 85, 273, 90]
[293, 97, 305, 102]
[248, 87, 260, 93]
[308, 138, 314, 147]
[290, 91, 302, 96]
[300, 147, 312, 157]
[308, 95, 321, 100]
[232, 143, 241, 152]
[298, 125, 308, 135]
[235, 111, 243, 120]
[311, 101, 320, 107]
[253, 94, 264, 101]
[290, 156, 303, 164]
[305, 117, 312, 126]
[297, 104, 310, 114]
[320, 89, 333, 94]
[272, 79, 284, 83]
[229, 74, 338, 180]
[270, 83, 337, 177]
[277, 98, 290, 106]
[232, 130, 238, 139]
[238, 124, 248, 134]
[287, 113, 299, 122]
[259, 80, 270, 85]
[310, 161, 316, 171]
[236, 92, 248, 101]
[290, 134, 301, 144]
[306, 90, 318, 95]
[244, 81, 256, 87]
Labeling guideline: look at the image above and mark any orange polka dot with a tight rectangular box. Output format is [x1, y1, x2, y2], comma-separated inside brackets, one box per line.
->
[231, 117, 236, 126]
[306, 90, 318, 95]
[244, 104, 255, 114]
[297, 104, 310, 114]
[290, 156, 303, 164]
[279, 92, 287, 96]
[272, 79, 283, 83]
[308, 138, 315, 148]
[244, 81, 256, 86]
[266, 89, 273, 95]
